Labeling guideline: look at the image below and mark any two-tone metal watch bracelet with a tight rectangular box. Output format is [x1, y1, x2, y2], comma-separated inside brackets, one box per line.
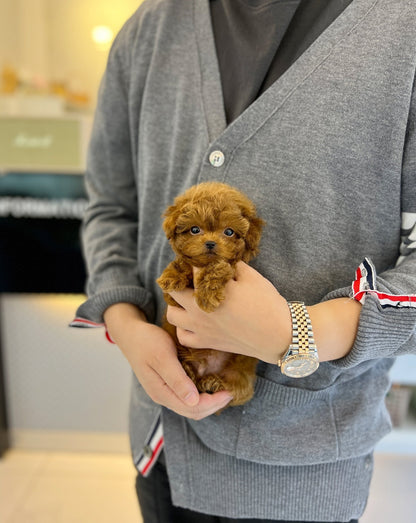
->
[289, 301, 316, 351]
[278, 301, 319, 378]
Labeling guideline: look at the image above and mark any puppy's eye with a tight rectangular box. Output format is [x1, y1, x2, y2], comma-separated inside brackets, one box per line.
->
[190, 226, 201, 235]
[223, 228, 235, 237]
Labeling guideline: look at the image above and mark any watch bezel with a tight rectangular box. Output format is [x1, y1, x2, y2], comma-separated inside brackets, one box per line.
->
[280, 348, 319, 378]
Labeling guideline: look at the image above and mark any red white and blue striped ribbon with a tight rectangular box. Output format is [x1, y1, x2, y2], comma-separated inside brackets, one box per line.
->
[352, 257, 416, 309]
[69, 317, 115, 343]
[134, 414, 164, 477]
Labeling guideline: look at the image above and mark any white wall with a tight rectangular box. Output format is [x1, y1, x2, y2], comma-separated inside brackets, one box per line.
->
[0, 0, 19, 67]
[45, 0, 141, 103]
[0, 0, 143, 105]
[1, 294, 133, 452]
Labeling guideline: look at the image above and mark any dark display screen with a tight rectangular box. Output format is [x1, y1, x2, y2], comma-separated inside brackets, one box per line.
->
[0, 172, 87, 293]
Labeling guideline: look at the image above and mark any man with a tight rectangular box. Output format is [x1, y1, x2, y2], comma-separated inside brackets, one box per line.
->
[73, 0, 416, 521]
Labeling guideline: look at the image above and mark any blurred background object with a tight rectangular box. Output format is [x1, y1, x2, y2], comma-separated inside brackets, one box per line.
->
[0, 0, 143, 458]
[0, 0, 141, 112]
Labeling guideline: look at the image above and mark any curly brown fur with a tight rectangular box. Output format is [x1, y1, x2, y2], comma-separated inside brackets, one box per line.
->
[157, 182, 264, 411]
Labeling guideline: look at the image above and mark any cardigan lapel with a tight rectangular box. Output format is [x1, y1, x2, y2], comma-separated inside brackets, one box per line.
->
[259, 0, 354, 94]
[193, 0, 227, 143]
[194, 0, 380, 148]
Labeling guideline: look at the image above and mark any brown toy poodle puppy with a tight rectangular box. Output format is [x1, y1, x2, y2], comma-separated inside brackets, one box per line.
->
[157, 182, 264, 408]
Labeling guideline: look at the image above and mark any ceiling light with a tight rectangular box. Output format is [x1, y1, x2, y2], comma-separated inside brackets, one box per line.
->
[91, 25, 114, 49]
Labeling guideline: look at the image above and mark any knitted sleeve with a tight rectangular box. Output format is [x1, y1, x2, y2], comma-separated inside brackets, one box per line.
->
[72, 8, 156, 325]
[324, 75, 416, 368]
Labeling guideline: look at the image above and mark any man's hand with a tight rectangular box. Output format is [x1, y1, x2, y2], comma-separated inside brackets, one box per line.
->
[167, 262, 292, 364]
[104, 303, 233, 419]
[166, 261, 362, 364]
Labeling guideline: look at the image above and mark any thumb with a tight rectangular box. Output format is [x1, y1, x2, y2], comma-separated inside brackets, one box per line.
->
[157, 343, 200, 407]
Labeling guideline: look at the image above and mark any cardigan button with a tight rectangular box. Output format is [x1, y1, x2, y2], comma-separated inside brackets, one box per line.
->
[209, 150, 225, 167]
[143, 445, 153, 458]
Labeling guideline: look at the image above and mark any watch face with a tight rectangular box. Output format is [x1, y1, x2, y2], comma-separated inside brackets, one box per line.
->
[282, 355, 319, 378]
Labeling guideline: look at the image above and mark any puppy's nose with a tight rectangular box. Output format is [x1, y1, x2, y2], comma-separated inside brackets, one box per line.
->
[205, 241, 216, 250]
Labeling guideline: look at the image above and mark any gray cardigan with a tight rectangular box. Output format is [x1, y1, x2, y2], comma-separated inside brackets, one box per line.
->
[75, 0, 416, 520]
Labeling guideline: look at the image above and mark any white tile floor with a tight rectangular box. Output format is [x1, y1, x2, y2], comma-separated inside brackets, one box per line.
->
[0, 449, 415, 523]
[0, 450, 142, 523]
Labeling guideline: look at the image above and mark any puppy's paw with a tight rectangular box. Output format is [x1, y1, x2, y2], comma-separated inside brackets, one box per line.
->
[195, 287, 225, 312]
[223, 372, 256, 407]
[157, 261, 193, 293]
[227, 384, 255, 407]
[157, 274, 187, 292]
[198, 375, 225, 394]
[193, 262, 233, 311]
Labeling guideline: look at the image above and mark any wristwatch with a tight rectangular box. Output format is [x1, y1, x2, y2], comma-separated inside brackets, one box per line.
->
[278, 301, 319, 378]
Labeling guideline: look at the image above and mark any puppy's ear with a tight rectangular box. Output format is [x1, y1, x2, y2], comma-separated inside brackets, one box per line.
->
[162, 204, 180, 240]
[242, 216, 265, 262]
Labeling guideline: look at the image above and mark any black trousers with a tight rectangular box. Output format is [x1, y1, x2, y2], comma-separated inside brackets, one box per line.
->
[135, 457, 359, 523]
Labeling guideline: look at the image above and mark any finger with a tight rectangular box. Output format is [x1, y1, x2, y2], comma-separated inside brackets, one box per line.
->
[147, 349, 200, 406]
[175, 327, 216, 350]
[176, 327, 198, 347]
[168, 287, 195, 309]
[145, 367, 198, 408]
[166, 304, 192, 330]
[185, 391, 233, 420]
[143, 368, 233, 419]
[161, 357, 201, 406]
